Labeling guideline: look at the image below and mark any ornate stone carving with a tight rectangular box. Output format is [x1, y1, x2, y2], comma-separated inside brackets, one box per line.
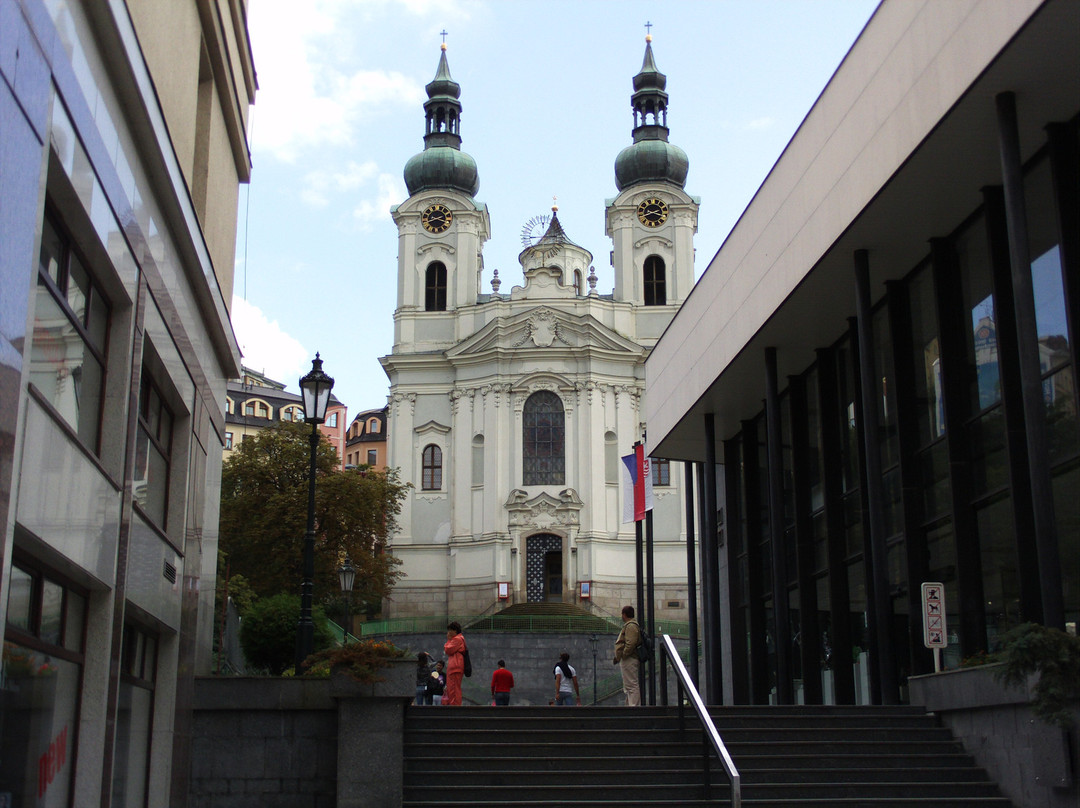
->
[504, 488, 583, 528]
[513, 308, 570, 348]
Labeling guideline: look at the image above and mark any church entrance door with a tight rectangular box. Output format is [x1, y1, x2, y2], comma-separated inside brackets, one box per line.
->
[544, 552, 563, 602]
[526, 534, 563, 603]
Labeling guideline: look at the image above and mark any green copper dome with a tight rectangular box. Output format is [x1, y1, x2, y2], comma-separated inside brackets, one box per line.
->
[404, 46, 480, 198]
[615, 139, 688, 191]
[614, 37, 688, 191]
[404, 147, 479, 196]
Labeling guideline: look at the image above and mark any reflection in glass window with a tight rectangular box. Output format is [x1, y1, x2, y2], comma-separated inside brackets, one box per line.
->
[909, 266, 944, 443]
[652, 458, 670, 487]
[523, 391, 565, 485]
[1025, 158, 1070, 364]
[135, 373, 173, 528]
[1, 565, 85, 807]
[1032, 245, 1070, 374]
[113, 624, 157, 808]
[31, 211, 109, 452]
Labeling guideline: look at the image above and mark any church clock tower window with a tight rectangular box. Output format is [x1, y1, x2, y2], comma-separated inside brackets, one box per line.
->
[425, 262, 447, 311]
[421, 444, 443, 489]
[523, 391, 565, 485]
[644, 255, 666, 305]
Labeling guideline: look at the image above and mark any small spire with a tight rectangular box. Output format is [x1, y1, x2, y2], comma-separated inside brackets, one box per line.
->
[587, 266, 598, 295]
[491, 269, 501, 294]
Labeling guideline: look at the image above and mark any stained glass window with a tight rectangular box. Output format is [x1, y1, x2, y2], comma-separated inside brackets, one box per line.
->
[523, 391, 565, 485]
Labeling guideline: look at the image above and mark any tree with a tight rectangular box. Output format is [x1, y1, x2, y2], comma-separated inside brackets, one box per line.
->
[219, 421, 408, 612]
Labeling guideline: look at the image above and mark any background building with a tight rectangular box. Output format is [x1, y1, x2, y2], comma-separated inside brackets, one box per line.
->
[1, 0, 254, 804]
[225, 367, 347, 468]
[646, 0, 1078, 708]
[381, 41, 698, 620]
[345, 407, 389, 471]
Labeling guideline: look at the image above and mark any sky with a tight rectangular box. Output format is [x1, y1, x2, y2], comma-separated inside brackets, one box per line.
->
[232, 0, 880, 418]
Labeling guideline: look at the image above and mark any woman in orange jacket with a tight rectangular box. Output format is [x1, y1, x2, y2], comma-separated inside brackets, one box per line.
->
[442, 621, 466, 706]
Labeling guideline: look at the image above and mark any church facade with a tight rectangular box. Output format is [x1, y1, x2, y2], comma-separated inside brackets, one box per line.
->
[380, 39, 698, 620]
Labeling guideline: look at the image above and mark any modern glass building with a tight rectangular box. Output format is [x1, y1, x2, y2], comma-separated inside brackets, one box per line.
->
[646, 0, 1077, 706]
[1, 1, 254, 804]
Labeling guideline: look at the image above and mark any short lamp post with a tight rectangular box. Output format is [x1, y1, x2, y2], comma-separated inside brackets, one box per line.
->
[295, 353, 334, 672]
[338, 556, 356, 644]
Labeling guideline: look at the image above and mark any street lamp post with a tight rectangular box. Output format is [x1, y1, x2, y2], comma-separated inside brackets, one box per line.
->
[339, 556, 356, 644]
[589, 633, 598, 705]
[295, 354, 334, 672]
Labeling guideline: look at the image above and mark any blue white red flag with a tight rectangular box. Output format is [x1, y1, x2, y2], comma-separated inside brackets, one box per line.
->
[621, 443, 654, 523]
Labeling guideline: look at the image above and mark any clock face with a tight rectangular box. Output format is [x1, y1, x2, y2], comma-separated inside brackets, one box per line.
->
[636, 197, 669, 227]
[422, 204, 453, 234]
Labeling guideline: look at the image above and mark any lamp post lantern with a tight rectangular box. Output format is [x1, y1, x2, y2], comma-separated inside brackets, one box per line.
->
[295, 354, 334, 671]
[339, 556, 356, 644]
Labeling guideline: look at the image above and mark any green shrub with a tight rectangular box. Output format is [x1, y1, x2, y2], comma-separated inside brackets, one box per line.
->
[994, 622, 1080, 729]
[304, 639, 407, 683]
[239, 593, 335, 675]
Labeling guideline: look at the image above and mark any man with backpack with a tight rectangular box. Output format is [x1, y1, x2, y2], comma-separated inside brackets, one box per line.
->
[613, 605, 642, 706]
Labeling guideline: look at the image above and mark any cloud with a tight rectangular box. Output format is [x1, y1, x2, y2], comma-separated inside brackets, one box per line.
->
[352, 173, 408, 228]
[230, 297, 310, 386]
[249, 1, 426, 162]
[302, 161, 380, 207]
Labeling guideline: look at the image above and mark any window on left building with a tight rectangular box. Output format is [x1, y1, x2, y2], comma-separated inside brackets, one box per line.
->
[134, 373, 173, 528]
[30, 210, 110, 453]
[2, 558, 87, 807]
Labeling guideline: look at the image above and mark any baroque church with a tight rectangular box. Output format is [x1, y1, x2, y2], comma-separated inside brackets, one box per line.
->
[380, 37, 699, 620]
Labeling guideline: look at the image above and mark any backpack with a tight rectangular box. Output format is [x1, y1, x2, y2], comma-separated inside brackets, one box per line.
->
[463, 645, 472, 677]
[636, 624, 653, 663]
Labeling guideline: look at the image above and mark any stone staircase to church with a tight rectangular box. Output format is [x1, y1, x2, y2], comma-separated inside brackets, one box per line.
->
[402, 704, 1014, 807]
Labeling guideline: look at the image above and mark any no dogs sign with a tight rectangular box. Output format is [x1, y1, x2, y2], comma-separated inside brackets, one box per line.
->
[921, 582, 947, 648]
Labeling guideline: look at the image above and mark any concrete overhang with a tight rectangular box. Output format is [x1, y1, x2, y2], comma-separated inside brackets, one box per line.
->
[646, 0, 1079, 462]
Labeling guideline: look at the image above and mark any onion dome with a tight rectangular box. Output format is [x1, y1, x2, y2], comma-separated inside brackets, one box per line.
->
[404, 45, 480, 197]
[614, 35, 688, 191]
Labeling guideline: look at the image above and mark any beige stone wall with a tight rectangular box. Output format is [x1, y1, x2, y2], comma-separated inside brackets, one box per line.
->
[125, 0, 254, 305]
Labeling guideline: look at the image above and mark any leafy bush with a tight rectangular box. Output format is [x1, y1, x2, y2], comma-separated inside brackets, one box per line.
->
[239, 593, 335, 675]
[303, 639, 407, 683]
[993, 622, 1080, 729]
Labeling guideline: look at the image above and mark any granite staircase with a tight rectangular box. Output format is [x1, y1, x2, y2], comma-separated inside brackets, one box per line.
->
[402, 704, 1013, 807]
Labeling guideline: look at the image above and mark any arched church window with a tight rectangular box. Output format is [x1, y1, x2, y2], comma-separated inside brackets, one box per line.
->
[421, 444, 442, 490]
[644, 255, 666, 306]
[574, 269, 583, 295]
[425, 262, 447, 311]
[523, 391, 565, 485]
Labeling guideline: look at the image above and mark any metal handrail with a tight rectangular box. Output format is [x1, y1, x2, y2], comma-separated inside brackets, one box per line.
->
[659, 634, 741, 807]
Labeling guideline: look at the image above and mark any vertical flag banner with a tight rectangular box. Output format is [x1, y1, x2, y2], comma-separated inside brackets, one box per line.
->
[621, 443, 654, 523]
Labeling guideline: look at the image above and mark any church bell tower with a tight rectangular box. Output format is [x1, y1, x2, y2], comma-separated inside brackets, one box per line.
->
[391, 44, 490, 351]
[606, 34, 698, 327]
